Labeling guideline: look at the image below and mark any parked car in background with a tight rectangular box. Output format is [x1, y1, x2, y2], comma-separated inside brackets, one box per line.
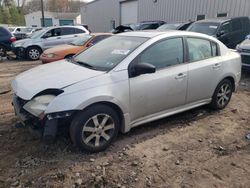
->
[9, 27, 34, 40]
[0, 26, 16, 57]
[187, 17, 250, 48]
[236, 39, 250, 71]
[12, 31, 241, 152]
[112, 21, 165, 34]
[12, 25, 90, 60]
[157, 21, 193, 31]
[40, 33, 112, 64]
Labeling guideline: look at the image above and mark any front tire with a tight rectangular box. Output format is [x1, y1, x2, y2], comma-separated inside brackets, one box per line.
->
[70, 104, 120, 152]
[210, 79, 233, 110]
[26, 46, 42, 60]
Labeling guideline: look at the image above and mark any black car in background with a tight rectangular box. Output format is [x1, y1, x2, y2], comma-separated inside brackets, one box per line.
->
[187, 17, 250, 48]
[157, 21, 193, 31]
[112, 20, 165, 34]
[0, 26, 16, 57]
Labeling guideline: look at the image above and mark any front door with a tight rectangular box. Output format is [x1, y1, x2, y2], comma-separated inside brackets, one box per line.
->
[129, 37, 188, 121]
[42, 28, 65, 50]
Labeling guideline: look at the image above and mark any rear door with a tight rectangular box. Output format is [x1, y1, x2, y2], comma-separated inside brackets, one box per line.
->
[61, 27, 76, 44]
[186, 37, 222, 103]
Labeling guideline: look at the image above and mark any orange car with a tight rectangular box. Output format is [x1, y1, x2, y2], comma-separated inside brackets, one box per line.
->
[40, 33, 112, 64]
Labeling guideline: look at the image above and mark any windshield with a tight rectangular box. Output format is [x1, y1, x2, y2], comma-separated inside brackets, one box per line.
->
[187, 22, 219, 35]
[30, 29, 46, 39]
[70, 35, 92, 46]
[73, 36, 148, 71]
[157, 23, 181, 30]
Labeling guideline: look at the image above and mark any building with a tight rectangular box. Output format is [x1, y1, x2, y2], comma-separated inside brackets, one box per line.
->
[81, 0, 250, 32]
[25, 11, 82, 27]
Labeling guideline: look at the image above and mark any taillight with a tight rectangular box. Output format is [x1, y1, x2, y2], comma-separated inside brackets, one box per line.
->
[10, 37, 16, 43]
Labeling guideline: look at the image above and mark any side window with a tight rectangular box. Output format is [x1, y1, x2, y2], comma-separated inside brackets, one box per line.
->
[211, 42, 219, 57]
[232, 19, 242, 31]
[53, 28, 61, 36]
[187, 38, 213, 62]
[220, 22, 232, 34]
[241, 18, 250, 30]
[61, 28, 75, 35]
[139, 38, 184, 70]
[74, 28, 85, 34]
[44, 30, 53, 38]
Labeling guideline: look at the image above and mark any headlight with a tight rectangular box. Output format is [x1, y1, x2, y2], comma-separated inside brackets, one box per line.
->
[47, 53, 57, 58]
[23, 95, 56, 117]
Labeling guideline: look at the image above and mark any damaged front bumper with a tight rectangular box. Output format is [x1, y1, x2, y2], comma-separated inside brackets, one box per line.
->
[12, 94, 75, 141]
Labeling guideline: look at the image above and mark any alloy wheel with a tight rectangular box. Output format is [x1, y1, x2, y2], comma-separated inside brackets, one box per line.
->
[82, 114, 115, 147]
[216, 83, 231, 108]
[29, 48, 40, 60]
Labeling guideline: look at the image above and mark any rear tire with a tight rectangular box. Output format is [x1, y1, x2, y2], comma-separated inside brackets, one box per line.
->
[26, 46, 42, 60]
[0, 45, 6, 57]
[70, 104, 120, 153]
[210, 79, 233, 110]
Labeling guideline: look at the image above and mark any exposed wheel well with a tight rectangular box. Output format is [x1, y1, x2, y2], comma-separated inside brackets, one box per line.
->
[82, 102, 125, 132]
[223, 76, 235, 91]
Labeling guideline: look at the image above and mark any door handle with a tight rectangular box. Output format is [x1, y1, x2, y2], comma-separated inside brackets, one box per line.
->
[74, 35, 78, 37]
[57, 37, 61, 39]
[213, 63, 221, 69]
[175, 73, 186, 80]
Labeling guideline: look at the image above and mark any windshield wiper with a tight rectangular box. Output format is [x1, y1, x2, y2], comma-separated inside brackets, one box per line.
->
[76, 61, 94, 68]
[70, 59, 96, 69]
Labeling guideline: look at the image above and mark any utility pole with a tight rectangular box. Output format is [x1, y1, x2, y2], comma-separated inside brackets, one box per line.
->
[41, 0, 45, 27]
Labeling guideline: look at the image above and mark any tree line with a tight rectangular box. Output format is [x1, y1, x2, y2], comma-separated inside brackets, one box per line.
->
[0, 0, 25, 25]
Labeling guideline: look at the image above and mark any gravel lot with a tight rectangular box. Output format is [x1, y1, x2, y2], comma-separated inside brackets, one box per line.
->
[0, 60, 249, 188]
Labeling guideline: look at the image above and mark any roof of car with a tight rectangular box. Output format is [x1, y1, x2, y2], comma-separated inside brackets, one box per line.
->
[195, 16, 249, 24]
[117, 30, 219, 40]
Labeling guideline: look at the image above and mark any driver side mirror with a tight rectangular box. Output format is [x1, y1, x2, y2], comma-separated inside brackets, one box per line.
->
[217, 30, 226, 37]
[130, 63, 156, 77]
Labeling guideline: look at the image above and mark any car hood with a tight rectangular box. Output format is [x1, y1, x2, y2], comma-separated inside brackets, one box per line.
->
[239, 39, 250, 50]
[44, 44, 82, 54]
[11, 60, 105, 100]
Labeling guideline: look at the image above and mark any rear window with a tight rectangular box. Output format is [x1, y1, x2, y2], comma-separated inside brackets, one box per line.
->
[75, 28, 85, 34]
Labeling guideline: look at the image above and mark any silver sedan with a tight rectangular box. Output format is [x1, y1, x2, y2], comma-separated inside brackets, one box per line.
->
[12, 31, 241, 152]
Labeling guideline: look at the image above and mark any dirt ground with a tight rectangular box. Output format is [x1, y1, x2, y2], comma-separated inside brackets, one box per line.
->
[0, 60, 249, 188]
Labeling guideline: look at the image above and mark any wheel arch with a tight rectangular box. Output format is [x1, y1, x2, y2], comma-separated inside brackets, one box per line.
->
[80, 101, 127, 133]
[220, 76, 236, 92]
[25, 44, 43, 54]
